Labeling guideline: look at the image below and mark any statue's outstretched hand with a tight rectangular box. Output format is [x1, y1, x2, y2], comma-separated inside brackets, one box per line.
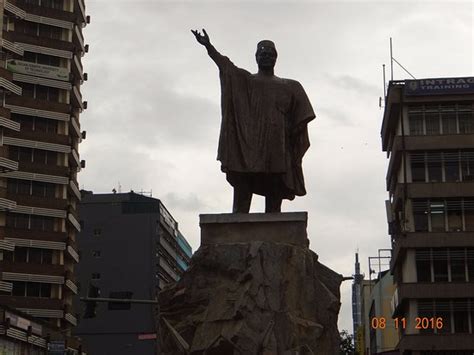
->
[191, 29, 210, 46]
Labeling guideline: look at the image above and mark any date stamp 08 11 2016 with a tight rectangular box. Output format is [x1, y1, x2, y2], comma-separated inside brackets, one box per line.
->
[370, 317, 444, 330]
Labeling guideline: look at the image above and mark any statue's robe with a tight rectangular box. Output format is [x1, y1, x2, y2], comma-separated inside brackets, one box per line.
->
[208, 46, 315, 200]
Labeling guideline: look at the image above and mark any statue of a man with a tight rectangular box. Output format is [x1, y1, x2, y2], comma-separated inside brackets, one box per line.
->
[192, 29, 315, 213]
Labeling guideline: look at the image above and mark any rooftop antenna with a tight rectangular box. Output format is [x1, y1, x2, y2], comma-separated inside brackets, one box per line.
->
[390, 37, 417, 80]
[118, 182, 122, 193]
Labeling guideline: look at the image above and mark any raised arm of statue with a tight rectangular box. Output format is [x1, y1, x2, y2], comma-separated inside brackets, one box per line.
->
[191, 28, 229, 70]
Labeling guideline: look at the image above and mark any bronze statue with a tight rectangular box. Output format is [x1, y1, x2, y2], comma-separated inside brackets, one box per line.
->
[192, 29, 315, 213]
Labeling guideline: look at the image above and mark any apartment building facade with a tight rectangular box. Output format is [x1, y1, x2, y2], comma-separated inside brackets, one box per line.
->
[74, 191, 192, 354]
[382, 77, 474, 354]
[0, 0, 88, 350]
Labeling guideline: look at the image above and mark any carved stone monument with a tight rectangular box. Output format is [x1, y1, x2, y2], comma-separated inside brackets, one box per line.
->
[157, 31, 342, 354]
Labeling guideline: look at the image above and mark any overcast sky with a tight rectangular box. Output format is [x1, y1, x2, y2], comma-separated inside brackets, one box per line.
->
[79, 0, 473, 333]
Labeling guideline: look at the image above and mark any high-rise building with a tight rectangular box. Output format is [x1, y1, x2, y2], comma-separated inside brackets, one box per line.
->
[382, 77, 474, 354]
[74, 191, 192, 354]
[0, 0, 88, 345]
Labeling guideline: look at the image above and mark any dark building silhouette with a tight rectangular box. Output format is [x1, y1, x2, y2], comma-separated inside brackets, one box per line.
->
[382, 77, 474, 354]
[0, 0, 88, 351]
[74, 191, 192, 355]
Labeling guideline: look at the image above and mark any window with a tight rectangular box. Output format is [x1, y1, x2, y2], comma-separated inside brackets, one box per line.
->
[408, 103, 474, 136]
[450, 249, 466, 282]
[417, 300, 434, 334]
[416, 249, 431, 282]
[430, 201, 445, 232]
[91, 273, 101, 280]
[435, 300, 450, 334]
[432, 249, 448, 282]
[93, 228, 102, 237]
[92, 250, 101, 258]
[441, 108, 457, 134]
[410, 153, 426, 182]
[409, 112, 424, 135]
[12, 282, 26, 296]
[427, 153, 442, 182]
[425, 110, 440, 135]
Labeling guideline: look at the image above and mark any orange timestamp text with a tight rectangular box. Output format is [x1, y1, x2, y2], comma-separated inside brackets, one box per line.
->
[370, 317, 443, 330]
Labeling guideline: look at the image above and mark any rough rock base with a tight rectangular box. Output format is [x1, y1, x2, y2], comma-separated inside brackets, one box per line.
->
[159, 240, 342, 354]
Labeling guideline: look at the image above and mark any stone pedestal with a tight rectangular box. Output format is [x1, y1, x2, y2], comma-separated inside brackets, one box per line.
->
[159, 213, 342, 355]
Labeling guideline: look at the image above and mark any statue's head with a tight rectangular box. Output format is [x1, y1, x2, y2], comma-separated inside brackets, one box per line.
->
[256, 40, 277, 70]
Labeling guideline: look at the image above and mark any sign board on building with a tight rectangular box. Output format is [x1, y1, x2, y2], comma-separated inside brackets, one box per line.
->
[48, 340, 65, 354]
[405, 77, 474, 96]
[6, 59, 70, 81]
[138, 333, 157, 340]
[5, 311, 42, 335]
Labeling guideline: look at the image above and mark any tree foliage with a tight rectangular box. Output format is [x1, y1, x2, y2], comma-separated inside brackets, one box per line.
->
[340, 329, 355, 355]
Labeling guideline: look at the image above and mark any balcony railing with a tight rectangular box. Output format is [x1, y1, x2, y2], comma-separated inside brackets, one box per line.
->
[0, 157, 19, 172]
[0, 281, 12, 293]
[0, 38, 24, 56]
[5, 103, 69, 122]
[74, 25, 84, 52]
[0, 77, 22, 95]
[69, 179, 81, 200]
[0, 227, 67, 243]
[65, 279, 78, 294]
[5, 237, 65, 250]
[76, 0, 86, 24]
[64, 312, 77, 326]
[17, 308, 63, 318]
[72, 86, 83, 110]
[0, 116, 20, 131]
[5, 1, 73, 29]
[72, 55, 83, 79]
[12, 73, 72, 90]
[67, 212, 80, 232]
[0, 170, 69, 185]
[70, 115, 81, 137]
[2, 271, 64, 284]
[3, 136, 71, 153]
[0, 240, 15, 251]
[66, 245, 79, 263]
[0, 198, 17, 210]
[15, 42, 72, 60]
[11, 204, 67, 218]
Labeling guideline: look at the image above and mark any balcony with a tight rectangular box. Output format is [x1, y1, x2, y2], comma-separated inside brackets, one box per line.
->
[0, 226, 67, 243]
[0, 239, 15, 251]
[4, 1, 73, 30]
[0, 261, 65, 276]
[12, 73, 72, 90]
[0, 157, 19, 173]
[68, 179, 81, 200]
[64, 312, 77, 326]
[3, 30, 74, 56]
[65, 279, 78, 295]
[71, 85, 83, 110]
[67, 212, 80, 232]
[3, 136, 71, 153]
[0, 170, 69, 185]
[6, 95, 70, 116]
[73, 25, 84, 53]
[0, 295, 63, 310]
[0, 116, 20, 131]
[0, 38, 24, 56]
[12, 0, 77, 22]
[70, 115, 81, 138]
[66, 245, 79, 263]
[72, 55, 83, 81]
[5, 129, 69, 146]
[4, 237, 66, 250]
[0, 281, 12, 292]
[0, 76, 22, 96]
[7, 192, 68, 210]
[0, 198, 17, 210]
[11, 204, 66, 218]
[2, 271, 64, 284]
[69, 148, 80, 167]
[18, 161, 69, 177]
[75, 0, 87, 24]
